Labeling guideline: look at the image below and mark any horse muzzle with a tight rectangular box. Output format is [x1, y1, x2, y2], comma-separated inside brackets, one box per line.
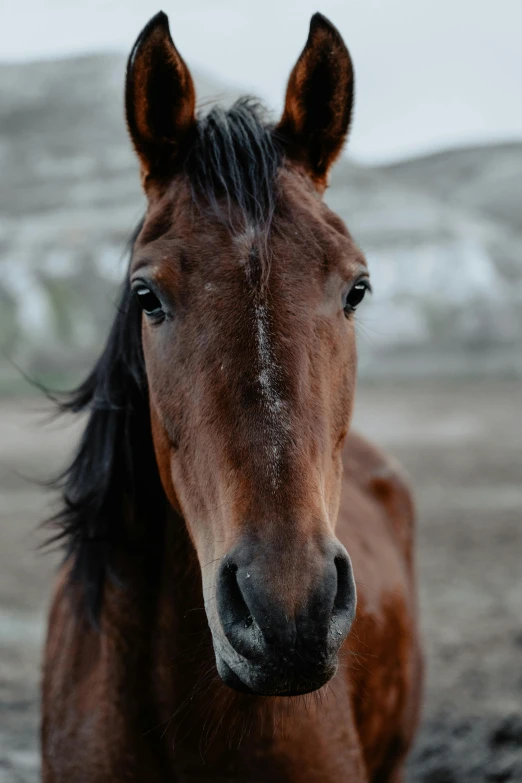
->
[211, 537, 357, 696]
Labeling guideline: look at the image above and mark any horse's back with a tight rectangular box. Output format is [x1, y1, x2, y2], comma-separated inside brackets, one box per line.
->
[338, 431, 423, 780]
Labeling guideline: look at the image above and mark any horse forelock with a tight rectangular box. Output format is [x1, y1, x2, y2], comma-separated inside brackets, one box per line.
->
[185, 97, 282, 287]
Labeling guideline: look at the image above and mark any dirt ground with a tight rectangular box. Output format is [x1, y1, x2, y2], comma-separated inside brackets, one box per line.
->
[0, 380, 521, 782]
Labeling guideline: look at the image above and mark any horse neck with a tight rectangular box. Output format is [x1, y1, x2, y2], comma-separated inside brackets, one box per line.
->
[147, 506, 219, 710]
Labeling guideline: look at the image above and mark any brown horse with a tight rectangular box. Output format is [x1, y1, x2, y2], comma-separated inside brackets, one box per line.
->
[42, 11, 422, 782]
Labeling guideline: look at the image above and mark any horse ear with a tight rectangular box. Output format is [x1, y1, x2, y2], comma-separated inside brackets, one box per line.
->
[125, 12, 196, 185]
[276, 13, 354, 190]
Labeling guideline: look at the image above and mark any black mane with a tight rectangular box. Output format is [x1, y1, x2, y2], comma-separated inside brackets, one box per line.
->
[50, 100, 283, 622]
[49, 276, 165, 623]
[186, 98, 282, 231]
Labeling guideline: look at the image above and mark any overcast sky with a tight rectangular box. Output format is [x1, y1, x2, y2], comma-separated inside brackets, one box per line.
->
[2, 0, 522, 163]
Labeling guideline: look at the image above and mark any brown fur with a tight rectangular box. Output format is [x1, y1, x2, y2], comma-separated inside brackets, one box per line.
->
[42, 12, 422, 782]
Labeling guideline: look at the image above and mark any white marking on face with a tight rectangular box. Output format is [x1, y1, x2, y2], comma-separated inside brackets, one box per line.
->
[236, 224, 289, 488]
[234, 225, 257, 259]
[253, 299, 288, 489]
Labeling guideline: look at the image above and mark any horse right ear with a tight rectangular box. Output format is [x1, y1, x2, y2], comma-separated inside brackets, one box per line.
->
[125, 12, 196, 187]
[276, 13, 354, 191]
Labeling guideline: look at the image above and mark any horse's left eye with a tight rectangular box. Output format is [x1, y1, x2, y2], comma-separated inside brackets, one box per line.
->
[343, 280, 371, 314]
[134, 286, 164, 318]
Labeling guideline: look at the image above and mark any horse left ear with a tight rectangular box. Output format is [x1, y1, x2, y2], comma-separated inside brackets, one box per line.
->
[125, 11, 196, 186]
[276, 13, 354, 190]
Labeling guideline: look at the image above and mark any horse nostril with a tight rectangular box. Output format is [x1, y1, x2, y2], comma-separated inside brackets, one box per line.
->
[331, 552, 357, 634]
[220, 562, 251, 624]
[217, 561, 259, 659]
[334, 554, 349, 611]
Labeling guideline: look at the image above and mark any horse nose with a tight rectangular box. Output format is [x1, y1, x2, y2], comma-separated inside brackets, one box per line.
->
[216, 541, 356, 665]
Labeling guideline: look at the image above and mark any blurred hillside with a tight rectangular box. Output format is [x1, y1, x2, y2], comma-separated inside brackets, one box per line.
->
[1, 54, 521, 391]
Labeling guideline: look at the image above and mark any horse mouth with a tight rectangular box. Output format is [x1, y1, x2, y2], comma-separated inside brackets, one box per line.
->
[216, 655, 337, 697]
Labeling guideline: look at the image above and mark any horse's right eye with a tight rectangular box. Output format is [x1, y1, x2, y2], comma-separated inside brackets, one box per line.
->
[134, 286, 164, 319]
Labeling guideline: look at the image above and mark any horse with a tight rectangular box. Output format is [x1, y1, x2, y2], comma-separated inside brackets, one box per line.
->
[41, 11, 423, 782]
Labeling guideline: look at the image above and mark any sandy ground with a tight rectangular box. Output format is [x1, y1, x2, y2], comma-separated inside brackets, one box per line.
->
[0, 380, 521, 782]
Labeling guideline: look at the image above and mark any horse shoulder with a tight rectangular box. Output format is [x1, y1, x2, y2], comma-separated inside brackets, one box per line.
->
[341, 431, 415, 567]
[338, 432, 422, 779]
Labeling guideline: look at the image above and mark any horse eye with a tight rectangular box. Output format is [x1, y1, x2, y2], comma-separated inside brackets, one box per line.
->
[134, 286, 164, 317]
[344, 280, 370, 314]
